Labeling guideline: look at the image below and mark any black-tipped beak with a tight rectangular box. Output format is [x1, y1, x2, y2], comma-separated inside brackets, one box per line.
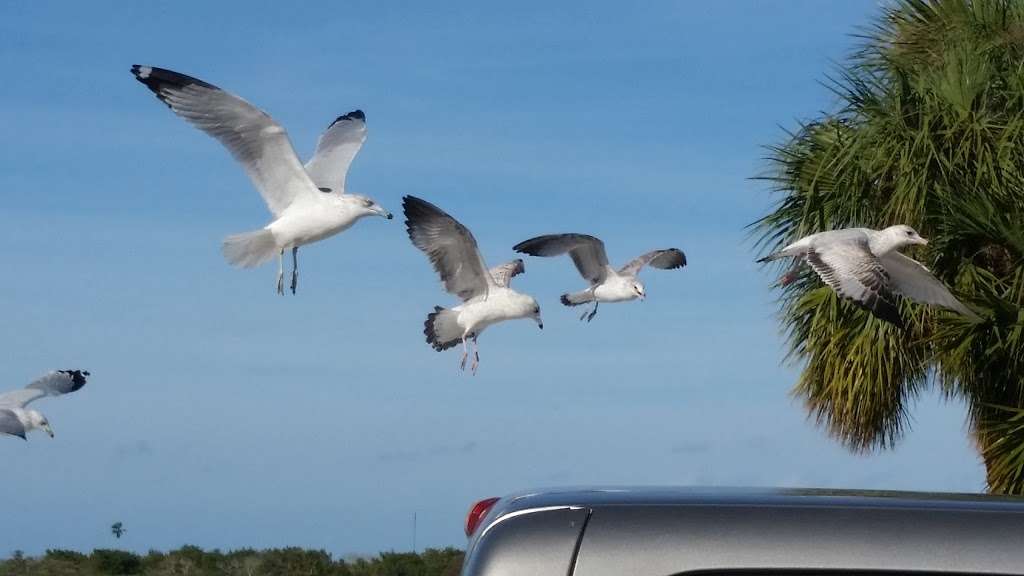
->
[386, 212, 394, 220]
[538, 322, 544, 330]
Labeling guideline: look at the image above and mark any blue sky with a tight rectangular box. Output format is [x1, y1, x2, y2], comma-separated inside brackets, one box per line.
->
[1, 0, 984, 557]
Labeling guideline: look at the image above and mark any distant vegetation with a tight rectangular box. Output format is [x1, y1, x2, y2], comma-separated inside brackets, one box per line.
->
[0, 546, 463, 576]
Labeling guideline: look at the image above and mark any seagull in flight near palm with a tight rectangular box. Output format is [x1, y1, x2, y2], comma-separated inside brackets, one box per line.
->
[757, 224, 980, 327]
[131, 65, 392, 295]
[514, 234, 686, 322]
[403, 196, 543, 374]
[1, 370, 89, 440]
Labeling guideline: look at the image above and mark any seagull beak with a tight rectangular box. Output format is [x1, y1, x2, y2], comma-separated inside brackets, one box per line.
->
[918, 237, 929, 246]
[536, 318, 544, 330]
[375, 206, 393, 220]
[44, 425, 54, 438]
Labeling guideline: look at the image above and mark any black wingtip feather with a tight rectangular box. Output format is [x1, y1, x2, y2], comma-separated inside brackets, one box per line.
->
[130, 65, 217, 107]
[513, 238, 542, 256]
[329, 109, 365, 128]
[402, 195, 447, 238]
[59, 369, 89, 392]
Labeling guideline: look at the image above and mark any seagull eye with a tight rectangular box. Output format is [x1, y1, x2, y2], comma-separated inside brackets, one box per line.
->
[361, 199, 373, 208]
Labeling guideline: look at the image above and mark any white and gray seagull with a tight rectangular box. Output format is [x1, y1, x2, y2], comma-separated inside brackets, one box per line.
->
[514, 234, 687, 322]
[131, 65, 392, 295]
[757, 224, 981, 327]
[1, 370, 89, 440]
[403, 196, 543, 374]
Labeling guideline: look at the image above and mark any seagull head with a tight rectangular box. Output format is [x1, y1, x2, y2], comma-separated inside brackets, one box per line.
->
[527, 298, 543, 330]
[633, 281, 646, 301]
[885, 224, 928, 249]
[28, 410, 53, 438]
[349, 195, 393, 220]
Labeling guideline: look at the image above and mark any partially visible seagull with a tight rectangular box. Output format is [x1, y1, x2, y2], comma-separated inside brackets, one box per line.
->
[757, 224, 981, 327]
[513, 234, 686, 322]
[403, 196, 543, 374]
[131, 65, 392, 295]
[1, 370, 89, 440]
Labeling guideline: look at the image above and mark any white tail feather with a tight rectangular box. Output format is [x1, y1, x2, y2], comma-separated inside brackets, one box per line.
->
[560, 290, 593, 307]
[424, 307, 462, 351]
[222, 229, 279, 268]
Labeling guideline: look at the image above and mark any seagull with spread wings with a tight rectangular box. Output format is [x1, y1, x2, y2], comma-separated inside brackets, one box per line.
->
[403, 196, 543, 374]
[1, 370, 89, 440]
[757, 224, 981, 327]
[513, 234, 686, 322]
[131, 65, 392, 295]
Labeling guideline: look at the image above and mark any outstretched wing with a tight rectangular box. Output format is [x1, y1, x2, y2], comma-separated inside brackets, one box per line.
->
[513, 234, 611, 285]
[806, 240, 903, 327]
[131, 65, 319, 217]
[403, 196, 493, 301]
[304, 110, 367, 194]
[618, 248, 687, 276]
[0, 409, 26, 440]
[489, 259, 525, 287]
[0, 370, 90, 409]
[881, 252, 981, 321]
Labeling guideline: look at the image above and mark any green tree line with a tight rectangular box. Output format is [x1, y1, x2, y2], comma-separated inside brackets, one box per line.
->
[0, 546, 463, 576]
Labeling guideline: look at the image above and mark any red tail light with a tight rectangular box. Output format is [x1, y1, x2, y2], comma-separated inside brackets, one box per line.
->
[465, 497, 501, 537]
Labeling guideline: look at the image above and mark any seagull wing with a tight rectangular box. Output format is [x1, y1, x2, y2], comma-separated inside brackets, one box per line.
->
[0, 370, 89, 409]
[403, 196, 493, 301]
[131, 65, 319, 218]
[0, 409, 26, 440]
[881, 252, 981, 320]
[489, 259, 525, 287]
[806, 239, 903, 327]
[304, 110, 367, 194]
[618, 248, 687, 276]
[513, 234, 611, 285]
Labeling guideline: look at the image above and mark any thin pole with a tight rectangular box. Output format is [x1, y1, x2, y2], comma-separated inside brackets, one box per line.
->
[413, 511, 418, 553]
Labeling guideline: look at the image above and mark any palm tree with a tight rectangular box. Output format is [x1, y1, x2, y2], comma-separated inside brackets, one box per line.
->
[753, 0, 1024, 492]
[111, 521, 125, 539]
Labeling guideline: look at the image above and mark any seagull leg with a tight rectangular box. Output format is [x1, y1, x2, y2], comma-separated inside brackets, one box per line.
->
[470, 335, 480, 375]
[276, 250, 285, 295]
[586, 302, 599, 322]
[460, 335, 469, 372]
[290, 247, 299, 295]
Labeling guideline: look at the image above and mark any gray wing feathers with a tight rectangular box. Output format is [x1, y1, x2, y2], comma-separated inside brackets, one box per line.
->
[807, 241, 903, 326]
[489, 259, 525, 287]
[0, 409, 26, 440]
[403, 196, 492, 301]
[131, 65, 317, 217]
[0, 370, 89, 409]
[304, 110, 367, 194]
[514, 234, 610, 285]
[618, 248, 687, 276]
[881, 252, 981, 320]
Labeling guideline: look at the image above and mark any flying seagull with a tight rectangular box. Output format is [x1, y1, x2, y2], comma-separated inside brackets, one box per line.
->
[1, 370, 89, 440]
[513, 234, 686, 322]
[403, 196, 543, 374]
[757, 224, 981, 327]
[131, 65, 392, 295]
